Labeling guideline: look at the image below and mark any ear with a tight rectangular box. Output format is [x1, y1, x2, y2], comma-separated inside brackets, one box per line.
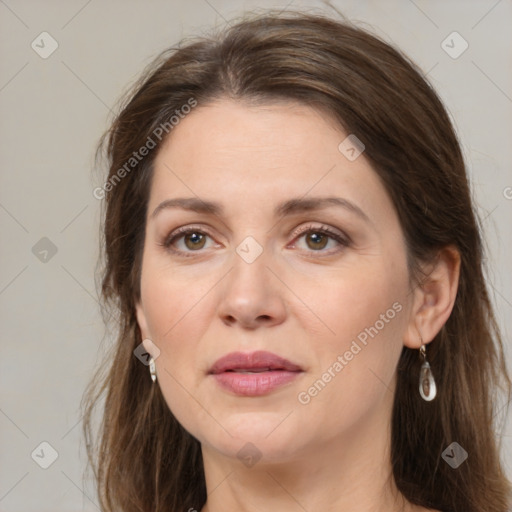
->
[135, 300, 150, 341]
[404, 246, 461, 348]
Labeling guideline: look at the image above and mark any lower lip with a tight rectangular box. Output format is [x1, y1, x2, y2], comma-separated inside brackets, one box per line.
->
[212, 370, 302, 396]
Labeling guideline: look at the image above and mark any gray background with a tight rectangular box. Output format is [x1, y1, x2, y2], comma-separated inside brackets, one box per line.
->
[0, 1, 511, 510]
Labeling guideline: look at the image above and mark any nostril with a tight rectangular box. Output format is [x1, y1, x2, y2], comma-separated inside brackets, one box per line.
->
[221, 313, 274, 328]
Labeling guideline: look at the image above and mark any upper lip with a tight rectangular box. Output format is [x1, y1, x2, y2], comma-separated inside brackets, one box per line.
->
[209, 350, 303, 374]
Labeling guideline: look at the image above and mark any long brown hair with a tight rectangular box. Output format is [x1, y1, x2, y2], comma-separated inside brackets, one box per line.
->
[83, 10, 512, 512]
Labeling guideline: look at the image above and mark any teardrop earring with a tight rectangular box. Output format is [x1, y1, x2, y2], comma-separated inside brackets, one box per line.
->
[419, 341, 436, 401]
[149, 357, 157, 383]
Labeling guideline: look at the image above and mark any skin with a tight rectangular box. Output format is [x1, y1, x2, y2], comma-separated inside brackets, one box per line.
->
[136, 99, 459, 512]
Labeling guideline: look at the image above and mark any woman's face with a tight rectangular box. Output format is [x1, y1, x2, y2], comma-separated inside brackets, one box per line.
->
[136, 98, 418, 464]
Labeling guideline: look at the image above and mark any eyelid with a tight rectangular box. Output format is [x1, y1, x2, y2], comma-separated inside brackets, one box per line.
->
[164, 224, 214, 242]
[290, 223, 349, 243]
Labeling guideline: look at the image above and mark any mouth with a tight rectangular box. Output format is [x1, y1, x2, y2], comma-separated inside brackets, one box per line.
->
[209, 350, 303, 374]
[226, 368, 275, 373]
[209, 351, 303, 396]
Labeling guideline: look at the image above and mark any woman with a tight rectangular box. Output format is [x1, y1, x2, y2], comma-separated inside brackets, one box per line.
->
[83, 10, 512, 512]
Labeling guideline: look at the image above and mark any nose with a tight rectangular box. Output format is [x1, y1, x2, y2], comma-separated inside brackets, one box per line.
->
[217, 247, 287, 330]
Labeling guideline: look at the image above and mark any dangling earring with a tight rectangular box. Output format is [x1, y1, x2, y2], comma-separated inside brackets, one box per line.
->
[149, 357, 157, 383]
[419, 341, 436, 401]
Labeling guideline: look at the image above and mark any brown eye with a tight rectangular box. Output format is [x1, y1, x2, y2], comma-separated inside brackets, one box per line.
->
[292, 224, 350, 255]
[305, 232, 329, 250]
[183, 232, 206, 250]
[163, 227, 215, 256]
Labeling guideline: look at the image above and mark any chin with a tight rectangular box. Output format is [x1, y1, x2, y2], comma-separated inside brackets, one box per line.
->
[194, 410, 305, 464]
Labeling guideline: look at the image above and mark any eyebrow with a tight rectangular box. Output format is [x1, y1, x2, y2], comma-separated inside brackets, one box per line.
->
[150, 196, 370, 223]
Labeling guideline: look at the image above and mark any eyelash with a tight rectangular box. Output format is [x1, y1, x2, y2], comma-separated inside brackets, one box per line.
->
[160, 224, 351, 259]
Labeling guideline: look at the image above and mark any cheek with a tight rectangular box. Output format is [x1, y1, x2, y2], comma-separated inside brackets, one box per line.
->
[140, 270, 212, 357]
[139, 247, 219, 335]
[139, 259, 217, 383]
[302, 259, 409, 401]
[139, 268, 218, 436]
[307, 259, 407, 342]
[291, 272, 408, 440]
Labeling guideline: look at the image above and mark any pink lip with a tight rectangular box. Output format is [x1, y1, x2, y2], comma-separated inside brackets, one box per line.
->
[209, 350, 303, 397]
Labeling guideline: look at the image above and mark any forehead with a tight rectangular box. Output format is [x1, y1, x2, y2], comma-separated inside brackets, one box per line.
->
[149, 98, 393, 222]
[162, 99, 335, 155]
[154, 99, 349, 178]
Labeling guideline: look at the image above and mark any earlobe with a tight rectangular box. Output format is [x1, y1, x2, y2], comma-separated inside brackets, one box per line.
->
[404, 246, 461, 348]
[135, 301, 150, 340]
[136, 303, 160, 360]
